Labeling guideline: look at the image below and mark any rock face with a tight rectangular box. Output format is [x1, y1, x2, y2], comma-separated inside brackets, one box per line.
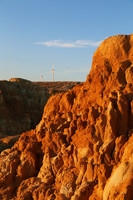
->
[0, 78, 49, 137]
[0, 34, 133, 200]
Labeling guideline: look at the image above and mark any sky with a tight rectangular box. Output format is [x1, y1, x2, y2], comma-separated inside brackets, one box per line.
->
[0, 0, 133, 82]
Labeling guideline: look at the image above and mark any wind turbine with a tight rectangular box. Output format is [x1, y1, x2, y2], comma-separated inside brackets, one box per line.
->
[40, 73, 43, 82]
[50, 64, 55, 82]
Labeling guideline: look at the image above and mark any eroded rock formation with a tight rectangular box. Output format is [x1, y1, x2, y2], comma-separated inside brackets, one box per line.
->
[0, 34, 133, 200]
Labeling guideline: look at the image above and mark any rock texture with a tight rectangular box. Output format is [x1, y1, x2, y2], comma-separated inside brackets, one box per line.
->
[0, 133, 20, 152]
[0, 78, 49, 137]
[0, 34, 133, 200]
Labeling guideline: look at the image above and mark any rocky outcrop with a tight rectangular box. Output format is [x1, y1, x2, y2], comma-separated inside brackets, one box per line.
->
[0, 34, 133, 200]
[0, 133, 20, 152]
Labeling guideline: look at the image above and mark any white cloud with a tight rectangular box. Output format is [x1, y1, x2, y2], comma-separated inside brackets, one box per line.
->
[34, 40, 102, 48]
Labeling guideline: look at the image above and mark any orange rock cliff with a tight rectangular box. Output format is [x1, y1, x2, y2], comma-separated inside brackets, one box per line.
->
[0, 34, 133, 200]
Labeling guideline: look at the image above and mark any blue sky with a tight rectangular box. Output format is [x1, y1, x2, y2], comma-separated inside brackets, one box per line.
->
[0, 0, 133, 82]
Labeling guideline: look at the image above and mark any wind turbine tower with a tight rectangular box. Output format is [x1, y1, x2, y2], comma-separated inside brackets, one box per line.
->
[51, 64, 55, 82]
[40, 74, 43, 82]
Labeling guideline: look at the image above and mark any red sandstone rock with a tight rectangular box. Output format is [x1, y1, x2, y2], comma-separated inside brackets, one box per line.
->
[0, 34, 133, 199]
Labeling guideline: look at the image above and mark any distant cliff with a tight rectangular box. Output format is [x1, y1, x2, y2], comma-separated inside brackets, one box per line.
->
[35, 81, 80, 94]
[0, 78, 49, 136]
